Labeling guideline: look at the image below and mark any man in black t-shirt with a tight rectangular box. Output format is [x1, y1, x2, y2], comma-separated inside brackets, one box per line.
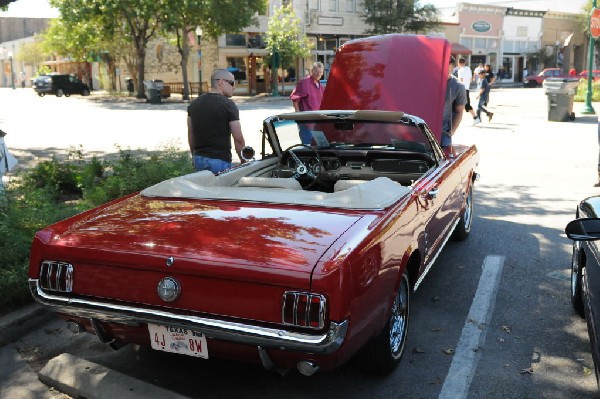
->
[187, 69, 246, 173]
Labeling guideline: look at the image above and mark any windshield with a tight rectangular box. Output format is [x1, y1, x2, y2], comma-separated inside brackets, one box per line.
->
[271, 119, 435, 154]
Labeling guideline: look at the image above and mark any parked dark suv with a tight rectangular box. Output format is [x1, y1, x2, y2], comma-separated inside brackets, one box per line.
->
[33, 74, 91, 97]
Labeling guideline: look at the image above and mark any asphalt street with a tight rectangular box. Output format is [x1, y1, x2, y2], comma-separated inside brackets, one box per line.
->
[1, 85, 600, 398]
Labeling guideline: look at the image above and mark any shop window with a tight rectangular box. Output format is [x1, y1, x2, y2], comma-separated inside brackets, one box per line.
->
[323, 38, 337, 51]
[346, 0, 356, 12]
[226, 34, 246, 47]
[474, 38, 485, 49]
[226, 57, 247, 83]
[247, 34, 265, 49]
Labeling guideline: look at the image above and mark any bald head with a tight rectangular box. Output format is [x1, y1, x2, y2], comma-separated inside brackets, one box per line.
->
[211, 69, 234, 85]
[210, 69, 235, 97]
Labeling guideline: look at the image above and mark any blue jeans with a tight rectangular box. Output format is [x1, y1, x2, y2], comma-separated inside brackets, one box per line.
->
[193, 155, 231, 174]
[298, 124, 313, 145]
[441, 132, 452, 148]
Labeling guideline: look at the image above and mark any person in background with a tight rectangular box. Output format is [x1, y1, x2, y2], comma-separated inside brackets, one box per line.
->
[290, 62, 325, 144]
[483, 64, 496, 106]
[0, 129, 18, 191]
[19, 71, 26, 88]
[441, 56, 466, 148]
[456, 58, 478, 125]
[473, 62, 484, 84]
[484, 64, 496, 85]
[187, 69, 246, 174]
[475, 70, 494, 123]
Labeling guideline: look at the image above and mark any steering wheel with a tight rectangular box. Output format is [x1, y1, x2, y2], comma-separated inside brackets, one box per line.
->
[280, 144, 322, 189]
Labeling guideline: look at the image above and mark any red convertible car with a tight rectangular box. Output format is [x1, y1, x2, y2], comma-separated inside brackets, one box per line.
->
[28, 35, 479, 376]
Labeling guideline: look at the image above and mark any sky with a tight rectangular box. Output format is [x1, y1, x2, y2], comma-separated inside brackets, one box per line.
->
[0, 0, 58, 18]
[0, 0, 589, 19]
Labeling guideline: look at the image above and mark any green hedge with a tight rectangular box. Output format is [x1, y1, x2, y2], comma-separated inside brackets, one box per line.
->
[0, 146, 193, 314]
[574, 79, 600, 102]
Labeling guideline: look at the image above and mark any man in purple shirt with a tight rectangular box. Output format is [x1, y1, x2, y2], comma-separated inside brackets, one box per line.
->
[290, 62, 324, 144]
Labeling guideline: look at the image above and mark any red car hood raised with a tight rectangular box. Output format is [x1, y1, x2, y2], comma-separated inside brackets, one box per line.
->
[40, 195, 364, 280]
[321, 34, 451, 143]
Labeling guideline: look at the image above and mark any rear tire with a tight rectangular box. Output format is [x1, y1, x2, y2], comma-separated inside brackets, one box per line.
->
[82, 89, 90, 96]
[359, 271, 410, 374]
[452, 185, 473, 241]
[37, 92, 45, 97]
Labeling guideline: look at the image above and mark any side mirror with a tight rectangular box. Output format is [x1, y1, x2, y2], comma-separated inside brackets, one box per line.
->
[565, 218, 600, 241]
[241, 146, 255, 162]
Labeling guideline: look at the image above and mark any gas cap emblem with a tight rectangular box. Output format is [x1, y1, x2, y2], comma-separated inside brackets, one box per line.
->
[157, 277, 181, 302]
[166, 256, 175, 267]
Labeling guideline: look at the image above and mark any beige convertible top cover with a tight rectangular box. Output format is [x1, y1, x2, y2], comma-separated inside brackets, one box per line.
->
[142, 171, 411, 210]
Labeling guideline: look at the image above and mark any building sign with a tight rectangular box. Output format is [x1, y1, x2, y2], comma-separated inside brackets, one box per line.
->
[472, 21, 491, 33]
[318, 16, 344, 26]
[592, 8, 600, 39]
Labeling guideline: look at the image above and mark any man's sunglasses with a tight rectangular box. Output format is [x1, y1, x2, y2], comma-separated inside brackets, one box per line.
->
[221, 79, 235, 87]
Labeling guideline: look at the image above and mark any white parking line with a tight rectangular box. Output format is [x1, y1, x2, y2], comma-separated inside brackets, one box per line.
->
[438, 255, 506, 399]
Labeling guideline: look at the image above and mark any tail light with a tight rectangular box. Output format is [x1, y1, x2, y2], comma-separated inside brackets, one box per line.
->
[39, 261, 73, 292]
[282, 291, 326, 329]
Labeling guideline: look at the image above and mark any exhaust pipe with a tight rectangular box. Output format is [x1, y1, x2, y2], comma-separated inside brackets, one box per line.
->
[297, 361, 320, 376]
[66, 321, 85, 334]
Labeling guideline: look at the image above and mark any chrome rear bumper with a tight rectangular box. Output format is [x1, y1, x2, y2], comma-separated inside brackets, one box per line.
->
[29, 279, 347, 354]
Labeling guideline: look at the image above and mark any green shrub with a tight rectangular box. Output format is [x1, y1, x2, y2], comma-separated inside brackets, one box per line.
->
[574, 79, 600, 102]
[0, 145, 193, 314]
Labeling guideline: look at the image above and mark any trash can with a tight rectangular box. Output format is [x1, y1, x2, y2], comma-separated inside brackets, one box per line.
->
[125, 78, 134, 94]
[543, 77, 579, 122]
[143, 80, 163, 104]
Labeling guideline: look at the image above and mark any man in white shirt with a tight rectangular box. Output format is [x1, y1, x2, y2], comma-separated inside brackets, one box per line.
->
[473, 63, 484, 84]
[457, 58, 479, 125]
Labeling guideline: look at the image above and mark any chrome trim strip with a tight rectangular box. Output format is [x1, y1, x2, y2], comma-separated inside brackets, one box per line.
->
[29, 280, 348, 354]
[413, 218, 460, 291]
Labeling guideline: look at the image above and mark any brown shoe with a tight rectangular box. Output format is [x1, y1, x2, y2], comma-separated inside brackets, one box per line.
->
[488, 112, 494, 122]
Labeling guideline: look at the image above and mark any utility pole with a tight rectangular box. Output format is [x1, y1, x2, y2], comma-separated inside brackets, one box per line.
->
[583, 0, 599, 114]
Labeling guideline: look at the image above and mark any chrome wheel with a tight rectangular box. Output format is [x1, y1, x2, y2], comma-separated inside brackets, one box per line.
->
[452, 186, 473, 241]
[389, 273, 410, 358]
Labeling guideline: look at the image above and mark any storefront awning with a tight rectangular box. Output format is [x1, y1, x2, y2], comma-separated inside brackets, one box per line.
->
[452, 43, 472, 55]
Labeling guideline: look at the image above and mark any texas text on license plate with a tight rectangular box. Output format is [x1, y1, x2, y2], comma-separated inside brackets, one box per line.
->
[148, 323, 208, 359]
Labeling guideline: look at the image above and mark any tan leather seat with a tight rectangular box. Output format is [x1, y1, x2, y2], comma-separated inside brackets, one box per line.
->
[237, 176, 302, 190]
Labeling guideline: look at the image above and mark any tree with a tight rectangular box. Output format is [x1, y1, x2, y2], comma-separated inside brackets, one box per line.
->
[265, 4, 312, 96]
[50, 0, 165, 98]
[160, 0, 265, 100]
[362, 0, 440, 35]
[15, 40, 47, 75]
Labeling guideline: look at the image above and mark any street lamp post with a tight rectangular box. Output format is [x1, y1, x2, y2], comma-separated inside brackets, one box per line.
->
[583, 0, 597, 114]
[7, 51, 15, 90]
[195, 26, 203, 84]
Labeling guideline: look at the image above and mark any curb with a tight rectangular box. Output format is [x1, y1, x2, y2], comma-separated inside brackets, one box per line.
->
[0, 303, 54, 346]
[40, 353, 192, 399]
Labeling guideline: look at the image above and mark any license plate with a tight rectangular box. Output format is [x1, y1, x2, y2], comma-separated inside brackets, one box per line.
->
[148, 323, 209, 359]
